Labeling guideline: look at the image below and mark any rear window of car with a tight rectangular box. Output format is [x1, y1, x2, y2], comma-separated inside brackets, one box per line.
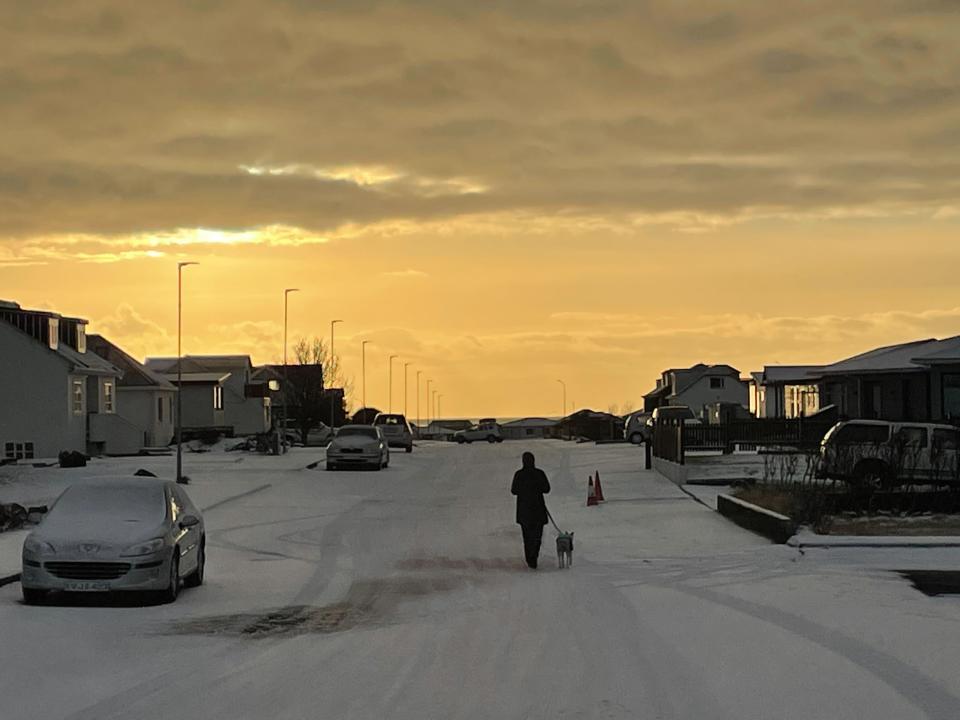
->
[337, 427, 379, 439]
[656, 407, 694, 420]
[374, 415, 406, 426]
[933, 428, 960, 451]
[834, 423, 889, 444]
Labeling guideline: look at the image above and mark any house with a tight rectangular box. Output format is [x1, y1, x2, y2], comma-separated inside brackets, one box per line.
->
[556, 409, 623, 441]
[813, 336, 960, 422]
[500, 417, 558, 440]
[87, 335, 176, 448]
[643, 364, 748, 418]
[749, 366, 823, 418]
[0, 300, 137, 459]
[146, 355, 271, 437]
[251, 364, 346, 428]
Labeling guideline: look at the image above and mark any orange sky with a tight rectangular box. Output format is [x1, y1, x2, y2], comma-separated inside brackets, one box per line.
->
[2, 2, 959, 417]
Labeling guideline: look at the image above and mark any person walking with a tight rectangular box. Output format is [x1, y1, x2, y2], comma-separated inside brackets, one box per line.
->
[511, 451, 551, 569]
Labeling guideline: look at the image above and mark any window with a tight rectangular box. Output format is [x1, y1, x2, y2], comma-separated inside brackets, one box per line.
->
[944, 375, 960, 421]
[158, 397, 164, 422]
[72, 380, 84, 414]
[48, 318, 59, 350]
[710, 377, 724, 389]
[835, 423, 889, 444]
[933, 428, 960, 452]
[4, 442, 34, 460]
[103, 382, 114, 413]
[895, 426, 927, 448]
[213, 385, 223, 410]
[76, 325, 86, 353]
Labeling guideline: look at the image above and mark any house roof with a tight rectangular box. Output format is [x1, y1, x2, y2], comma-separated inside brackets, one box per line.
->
[643, 384, 670, 399]
[817, 338, 943, 376]
[163, 372, 229, 385]
[672, 364, 741, 395]
[87, 335, 175, 389]
[754, 365, 825, 385]
[501, 417, 558, 428]
[912, 336, 960, 366]
[146, 355, 252, 374]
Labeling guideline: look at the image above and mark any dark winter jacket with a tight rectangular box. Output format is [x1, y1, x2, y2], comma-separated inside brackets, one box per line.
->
[511, 465, 551, 527]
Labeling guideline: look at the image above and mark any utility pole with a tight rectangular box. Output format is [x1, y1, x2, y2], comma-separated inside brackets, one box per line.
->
[329, 319, 343, 427]
[176, 261, 198, 483]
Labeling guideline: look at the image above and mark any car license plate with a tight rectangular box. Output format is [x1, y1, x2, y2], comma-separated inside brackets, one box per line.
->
[63, 582, 110, 592]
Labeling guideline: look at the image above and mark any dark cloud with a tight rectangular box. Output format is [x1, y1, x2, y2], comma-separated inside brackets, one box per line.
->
[0, 0, 958, 244]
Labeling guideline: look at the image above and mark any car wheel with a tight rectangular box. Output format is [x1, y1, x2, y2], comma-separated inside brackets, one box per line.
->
[487, 436, 497, 443]
[22, 587, 46, 605]
[456, 436, 465, 444]
[629, 432, 642, 445]
[184, 539, 205, 588]
[405, 445, 413, 453]
[161, 551, 181, 604]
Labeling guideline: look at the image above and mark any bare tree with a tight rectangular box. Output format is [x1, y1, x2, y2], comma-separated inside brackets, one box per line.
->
[607, 402, 620, 417]
[289, 337, 354, 442]
[622, 400, 635, 414]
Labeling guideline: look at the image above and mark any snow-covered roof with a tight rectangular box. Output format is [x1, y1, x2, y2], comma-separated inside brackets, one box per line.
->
[755, 365, 824, 385]
[817, 337, 960, 376]
[88, 335, 175, 390]
[163, 372, 229, 384]
[56, 342, 120, 377]
[501, 417, 558, 428]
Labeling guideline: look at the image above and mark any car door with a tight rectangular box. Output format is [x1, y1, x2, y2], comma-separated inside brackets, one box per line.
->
[931, 428, 960, 484]
[892, 426, 930, 483]
[171, 485, 200, 574]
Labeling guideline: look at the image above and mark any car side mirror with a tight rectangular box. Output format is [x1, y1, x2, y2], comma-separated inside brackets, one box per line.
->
[180, 514, 200, 529]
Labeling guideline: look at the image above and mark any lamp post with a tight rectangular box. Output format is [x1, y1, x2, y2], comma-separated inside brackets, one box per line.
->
[431, 389, 437, 427]
[416, 370, 422, 437]
[388, 354, 398, 413]
[176, 261, 198, 484]
[361, 340, 370, 413]
[282, 288, 299, 452]
[329, 319, 343, 427]
[437, 394, 443, 424]
[556, 379, 567, 418]
[403, 362, 411, 419]
[426, 379, 432, 428]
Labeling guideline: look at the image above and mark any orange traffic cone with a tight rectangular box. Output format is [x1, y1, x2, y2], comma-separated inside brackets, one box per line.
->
[587, 477, 598, 507]
[594, 470, 605, 502]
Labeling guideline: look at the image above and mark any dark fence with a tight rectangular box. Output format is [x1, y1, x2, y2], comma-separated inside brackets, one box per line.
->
[651, 419, 684, 464]
[682, 419, 833, 453]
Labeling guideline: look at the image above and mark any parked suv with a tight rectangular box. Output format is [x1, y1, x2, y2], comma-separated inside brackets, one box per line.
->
[645, 405, 700, 434]
[816, 419, 960, 486]
[372, 413, 414, 452]
[454, 422, 503, 444]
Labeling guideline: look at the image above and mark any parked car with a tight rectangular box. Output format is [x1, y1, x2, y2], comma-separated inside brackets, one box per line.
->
[816, 419, 960, 486]
[326, 425, 390, 470]
[454, 422, 503, 444]
[624, 411, 652, 444]
[373, 413, 414, 452]
[646, 405, 700, 434]
[20, 478, 205, 605]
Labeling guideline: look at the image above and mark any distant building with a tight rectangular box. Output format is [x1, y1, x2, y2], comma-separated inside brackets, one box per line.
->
[749, 366, 823, 419]
[88, 334, 176, 448]
[500, 417, 558, 440]
[643, 364, 748, 418]
[0, 300, 129, 458]
[556, 409, 623, 441]
[147, 355, 271, 436]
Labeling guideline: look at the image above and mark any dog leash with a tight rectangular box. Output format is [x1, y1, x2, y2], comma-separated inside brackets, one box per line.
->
[545, 506, 564, 534]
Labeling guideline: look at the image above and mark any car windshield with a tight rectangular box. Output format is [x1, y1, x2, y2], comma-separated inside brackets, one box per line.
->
[48, 484, 166, 523]
[337, 427, 378, 439]
[375, 415, 405, 426]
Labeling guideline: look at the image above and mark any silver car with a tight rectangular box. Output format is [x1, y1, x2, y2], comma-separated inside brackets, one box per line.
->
[326, 425, 390, 470]
[373, 413, 414, 452]
[20, 479, 205, 605]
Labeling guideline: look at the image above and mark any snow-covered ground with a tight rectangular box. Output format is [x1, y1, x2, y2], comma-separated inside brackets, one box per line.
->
[2, 441, 960, 719]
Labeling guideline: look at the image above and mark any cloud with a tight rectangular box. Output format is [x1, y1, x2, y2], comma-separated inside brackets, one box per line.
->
[0, 0, 958, 250]
[381, 268, 428, 278]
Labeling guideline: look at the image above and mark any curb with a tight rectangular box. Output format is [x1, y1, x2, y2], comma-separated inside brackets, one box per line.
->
[717, 494, 797, 544]
[788, 536, 960, 549]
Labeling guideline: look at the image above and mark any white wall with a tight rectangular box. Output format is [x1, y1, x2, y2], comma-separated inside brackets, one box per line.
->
[118, 388, 175, 447]
[0, 322, 83, 458]
[676, 376, 749, 417]
[179, 384, 223, 429]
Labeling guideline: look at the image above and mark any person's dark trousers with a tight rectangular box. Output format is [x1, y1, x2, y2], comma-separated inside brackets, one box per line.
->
[521, 524, 543, 568]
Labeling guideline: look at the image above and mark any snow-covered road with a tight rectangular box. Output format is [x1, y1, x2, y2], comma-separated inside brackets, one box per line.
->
[3, 441, 960, 719]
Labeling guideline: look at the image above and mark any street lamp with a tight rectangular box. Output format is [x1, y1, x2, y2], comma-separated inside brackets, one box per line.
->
[404, 362, 412, 419]
[361, 340, 370, 413]
[330, 319, 343, 427]
[438, 393, 444, 423]
[282, 288, 299, 452]
[556, 379, 567, 418]
[176, 261, 198, 484]
[426, 379, 432, 427]
[431, 389, 437, 426]
[388, 354, 398, 413]
[416, 370, 422, 437]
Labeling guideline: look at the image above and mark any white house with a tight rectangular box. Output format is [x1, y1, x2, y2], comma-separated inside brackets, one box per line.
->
[643, 363, 748, 418]
[88, 335, 176, 448]
[500, 417, 558, 440]
[0, 300, 132, 459]
[146, 355, 270, 436]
